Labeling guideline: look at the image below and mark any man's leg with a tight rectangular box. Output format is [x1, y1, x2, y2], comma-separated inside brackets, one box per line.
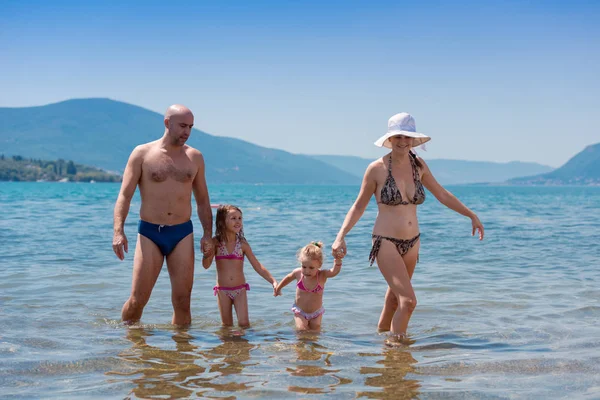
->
[122, 234, 164, 323]
[166, 233, 195, 326]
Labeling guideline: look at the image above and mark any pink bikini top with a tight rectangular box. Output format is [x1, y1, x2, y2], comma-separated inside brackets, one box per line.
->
[297, 270, 324, 293]
[215, 237, 244, 261]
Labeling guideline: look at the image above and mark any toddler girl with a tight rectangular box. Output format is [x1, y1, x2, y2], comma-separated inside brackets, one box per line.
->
[275, 241, 342, 331]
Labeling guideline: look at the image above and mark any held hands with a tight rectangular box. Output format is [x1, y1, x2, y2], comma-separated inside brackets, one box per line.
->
[331, 237, 347, 259]
[471, 214, 485, 240]
[112, 231, 128, 260]
[272, 281, 279, 297]
[200, 235, 213, 257]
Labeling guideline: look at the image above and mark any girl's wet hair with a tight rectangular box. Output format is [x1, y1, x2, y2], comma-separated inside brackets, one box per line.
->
[215, 204, 245, 243]
[297, 241, 324, 266]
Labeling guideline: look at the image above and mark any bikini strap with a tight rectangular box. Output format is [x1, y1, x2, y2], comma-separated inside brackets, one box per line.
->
[410, 152, 420, 183]
[369, 235, 383, 266]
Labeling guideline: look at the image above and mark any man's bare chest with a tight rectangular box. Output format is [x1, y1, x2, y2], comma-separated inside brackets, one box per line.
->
[144, 155, 196, 183]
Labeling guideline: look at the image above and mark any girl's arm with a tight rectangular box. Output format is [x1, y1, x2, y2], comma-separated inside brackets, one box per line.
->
[275, 268, 300, 296]
[323, 258, 342, 278]
[202, 237, 217, 269]
[420, 158, 485, 240]
[332, 162, 377, 255]
[242, 241, 278, 291]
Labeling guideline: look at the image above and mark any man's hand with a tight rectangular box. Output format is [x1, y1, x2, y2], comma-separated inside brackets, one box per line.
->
[200, 235, 213, 257]
[113, 231, 128, 260]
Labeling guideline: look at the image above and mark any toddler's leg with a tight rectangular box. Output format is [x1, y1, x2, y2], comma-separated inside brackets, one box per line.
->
[294, 315, 310, 331]
[307, 314, 323, 331]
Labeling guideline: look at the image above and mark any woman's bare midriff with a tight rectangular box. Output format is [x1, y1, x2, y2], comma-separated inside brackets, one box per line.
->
[372, 204, 420, 239]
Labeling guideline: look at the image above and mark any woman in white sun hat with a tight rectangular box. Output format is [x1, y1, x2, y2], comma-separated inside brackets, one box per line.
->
[331, 112, 484, 345]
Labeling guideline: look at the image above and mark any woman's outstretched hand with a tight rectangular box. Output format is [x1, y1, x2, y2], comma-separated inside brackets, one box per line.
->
[471, 215, 485, 240]
[331, 237, 347, 259]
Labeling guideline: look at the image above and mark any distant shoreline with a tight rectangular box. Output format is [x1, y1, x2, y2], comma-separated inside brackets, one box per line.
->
[1, 181, 599, 187]
[0, 155, 122, 183]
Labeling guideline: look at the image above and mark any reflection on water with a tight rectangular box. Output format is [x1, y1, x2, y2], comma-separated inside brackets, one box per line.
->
[286, 332, 353, 395]
[358, 347, 421, 399]
[108, 328, 205, 399]
[107, 327, 424, 399]
[200, 327, 257, 392]
[108, 327, 258, 398]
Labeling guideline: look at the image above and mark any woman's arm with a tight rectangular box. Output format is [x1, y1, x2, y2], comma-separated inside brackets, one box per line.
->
[332, 162, 378, 256]
[275, 269, 299, 296]
[201, 238, 217, 269]
[420, 158, 485, 240]
[242, 242, 278, 289]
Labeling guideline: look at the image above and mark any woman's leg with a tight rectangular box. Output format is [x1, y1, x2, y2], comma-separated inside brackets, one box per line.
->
[376, 240, 418, 336]
[377, 241, 420, 331]
[378, 287, 398, 331]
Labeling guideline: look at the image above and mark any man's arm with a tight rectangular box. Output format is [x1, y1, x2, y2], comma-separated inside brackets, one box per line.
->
[113, 146, 144, 260]
[191, 150, 213, 252]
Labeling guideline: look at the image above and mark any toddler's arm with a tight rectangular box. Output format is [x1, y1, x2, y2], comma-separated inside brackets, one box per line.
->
[275, 268, 300, 296]
[242, 241, 277, 292]
[202, 237, 217, 269]
[323, 258, 343, 278]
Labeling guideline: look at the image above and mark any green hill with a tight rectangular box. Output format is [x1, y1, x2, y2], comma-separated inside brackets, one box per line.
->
[509, 142, 600, 185]
[0, 155, 121, 182]
[0, 99, 357, 184]
[310, 154, 554, 185]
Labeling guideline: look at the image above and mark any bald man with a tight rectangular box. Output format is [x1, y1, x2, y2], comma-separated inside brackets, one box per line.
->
[112, 104, 213, 326]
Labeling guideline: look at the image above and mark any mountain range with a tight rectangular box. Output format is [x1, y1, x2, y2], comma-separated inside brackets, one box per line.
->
[311, 155, 555, 185]
[1, 98, 597, 185]
[508, 142, 600, 185]
[0, 99, 357, 184]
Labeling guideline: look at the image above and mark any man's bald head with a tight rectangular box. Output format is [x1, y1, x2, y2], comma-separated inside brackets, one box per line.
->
[164, 104, 193, 120]
[164, 104, 194, 147]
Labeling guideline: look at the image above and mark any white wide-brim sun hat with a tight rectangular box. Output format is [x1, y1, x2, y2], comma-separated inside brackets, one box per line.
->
[374, 112, 431, 149]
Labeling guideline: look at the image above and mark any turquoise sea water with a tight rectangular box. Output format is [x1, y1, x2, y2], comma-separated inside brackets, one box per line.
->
[1, 182, 599, 399]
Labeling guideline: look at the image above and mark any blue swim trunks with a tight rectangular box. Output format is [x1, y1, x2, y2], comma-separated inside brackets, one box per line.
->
[138, 220, 193, 256]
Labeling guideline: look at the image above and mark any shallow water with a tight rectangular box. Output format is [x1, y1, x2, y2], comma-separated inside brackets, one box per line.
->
[1, 182, 599, 399]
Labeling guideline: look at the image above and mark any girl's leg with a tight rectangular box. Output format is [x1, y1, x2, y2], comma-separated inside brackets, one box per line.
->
[377, 241, 420, 331]
[376, 240, 418, 336]
[216, 292, 234, 326]
[233, 289, 250, 327]
[307, 314, 323, 331]
[294, 315, 310, 330]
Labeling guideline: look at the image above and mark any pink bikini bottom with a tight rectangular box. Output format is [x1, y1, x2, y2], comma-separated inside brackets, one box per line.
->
[292, 303, 325, 320]
[213, 283, 250, 300]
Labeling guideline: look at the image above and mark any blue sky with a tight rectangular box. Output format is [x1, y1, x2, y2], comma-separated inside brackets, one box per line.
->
[1, 0, 599, 167]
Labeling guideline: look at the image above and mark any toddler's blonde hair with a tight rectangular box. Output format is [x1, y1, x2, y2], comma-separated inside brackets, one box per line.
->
[297, 241, 324, 266]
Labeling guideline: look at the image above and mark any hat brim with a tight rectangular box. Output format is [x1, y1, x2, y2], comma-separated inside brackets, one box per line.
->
[374, 130, 431, 149]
